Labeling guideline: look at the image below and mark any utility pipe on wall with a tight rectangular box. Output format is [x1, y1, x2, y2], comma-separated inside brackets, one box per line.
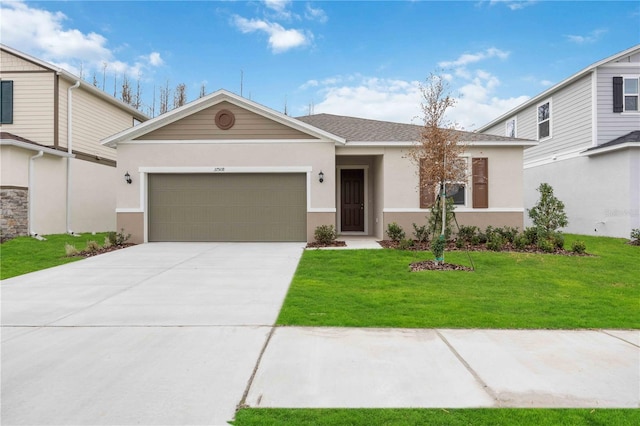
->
[29, 151, 46, 240]
[67, 80, 80, 235]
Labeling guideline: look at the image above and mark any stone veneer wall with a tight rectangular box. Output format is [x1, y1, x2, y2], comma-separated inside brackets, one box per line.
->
[1, 187, 28, 240]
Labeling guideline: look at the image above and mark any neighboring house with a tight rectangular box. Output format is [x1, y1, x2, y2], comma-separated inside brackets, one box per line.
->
[478, 44, 640, 238]
[0, 44, 148, 239]
[102, 89, 535, 243]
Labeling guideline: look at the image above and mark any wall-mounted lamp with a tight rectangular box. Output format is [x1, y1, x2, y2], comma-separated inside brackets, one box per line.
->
[318, 170, 324, 183]
[124, 171, 132, 184]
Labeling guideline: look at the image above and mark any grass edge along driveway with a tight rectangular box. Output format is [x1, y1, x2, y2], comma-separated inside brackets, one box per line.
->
[277, 235, 639, 329]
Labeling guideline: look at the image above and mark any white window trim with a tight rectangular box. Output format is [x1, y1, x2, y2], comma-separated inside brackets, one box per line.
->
[622, 75, 640, 113]
[537, 98, 552, 141]
[505, 117, 517, 138]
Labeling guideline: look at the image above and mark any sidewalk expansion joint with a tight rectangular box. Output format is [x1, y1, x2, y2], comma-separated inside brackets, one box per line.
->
[600, 330, 640, 348]
[237, 324, 277, 411]
[435, 329, 500, 403]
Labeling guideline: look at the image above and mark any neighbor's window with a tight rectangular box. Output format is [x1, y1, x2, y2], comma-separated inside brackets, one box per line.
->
[624, 77, 639, 111]
[0, 80, 13, 124]
[537, 100, 551, 140]
[506, 118, 516, 138]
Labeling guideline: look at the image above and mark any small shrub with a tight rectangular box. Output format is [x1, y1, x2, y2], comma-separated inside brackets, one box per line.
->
[398, 239, 415, 250]
[115, 229, 131, 245]
[551, 232, 565, 249]
[528, 182, 568, 235]
[85, 240, 100, 252]
[483, 226, 496, 241]
[537, 238, 555, 253]
[497, 226, 519, 244]
[470, 235, 481, 246]
[412, 223, 429, 243]
[386, 222, 405, 242]
[455, 238, 464, 249]
[314, 225, 337, 245]
[486, 234, 505, 252]
[523, 227, 539, 245]
[572, 240, 587, 254]
[514, 235, 528, 250]
[631, 229, 640, 245]
[65, 243, 79, 257]
[456, 225, 478, 243]
[431, 235, 445, 261]
[103, 236, 112, 248]
[107, 231, 117, 246]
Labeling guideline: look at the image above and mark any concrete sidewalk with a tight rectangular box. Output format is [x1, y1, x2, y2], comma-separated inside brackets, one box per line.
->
[246, 327, 640, 409]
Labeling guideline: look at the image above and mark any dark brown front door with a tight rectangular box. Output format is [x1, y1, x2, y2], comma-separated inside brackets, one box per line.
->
[341, 169, 365, 232]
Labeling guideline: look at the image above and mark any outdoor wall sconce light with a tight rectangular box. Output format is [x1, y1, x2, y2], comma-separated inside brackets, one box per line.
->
[125, 171, 132, 184]
[319, 170, 324, 183]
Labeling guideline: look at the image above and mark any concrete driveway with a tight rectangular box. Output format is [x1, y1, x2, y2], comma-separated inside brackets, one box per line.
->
[1, 242, 305, 425]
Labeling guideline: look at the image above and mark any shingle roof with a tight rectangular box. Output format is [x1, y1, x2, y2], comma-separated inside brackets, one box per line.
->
[295, 113, 534, 143]
[594, 130, 640, 149]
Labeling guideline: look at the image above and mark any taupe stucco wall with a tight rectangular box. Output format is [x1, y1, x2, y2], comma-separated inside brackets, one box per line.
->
[307, 212, 336, 242]
[117, 212, 144, 244]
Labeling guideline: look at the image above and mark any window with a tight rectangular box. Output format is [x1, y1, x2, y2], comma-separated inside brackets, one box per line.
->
[446, 183, 465, 205]
[0, 80, 13, 124]
[613, 76, 640, 113]
[505, 118, 516, 138]
[537, 100, 551, 140]
[624, 77, 639, 111]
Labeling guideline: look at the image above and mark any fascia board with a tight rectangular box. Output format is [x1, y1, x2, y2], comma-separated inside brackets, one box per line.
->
[581, 142, 640, 157]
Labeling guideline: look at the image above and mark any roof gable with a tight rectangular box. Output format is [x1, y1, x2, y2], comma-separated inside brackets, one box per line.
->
[103, 90, 345, 147]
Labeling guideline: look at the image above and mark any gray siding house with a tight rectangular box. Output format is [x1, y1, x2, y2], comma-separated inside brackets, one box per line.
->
[478, 45, 640, 238]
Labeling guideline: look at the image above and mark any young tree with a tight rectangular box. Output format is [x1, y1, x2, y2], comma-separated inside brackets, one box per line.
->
[199, 82, 206, 98]
[408, 73, 466, 263]
[131, 74, 142, 111]
[528, 183, 568, 236]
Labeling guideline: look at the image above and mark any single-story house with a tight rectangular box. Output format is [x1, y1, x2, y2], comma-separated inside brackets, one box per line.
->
[102, 90, 536, 243]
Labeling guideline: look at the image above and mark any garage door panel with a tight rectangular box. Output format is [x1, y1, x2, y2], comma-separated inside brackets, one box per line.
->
[148, 173, 307, 242]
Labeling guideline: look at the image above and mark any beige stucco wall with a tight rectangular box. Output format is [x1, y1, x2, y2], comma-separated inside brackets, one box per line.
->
[1, 145, 117, 235]
[307, 212, 336, 242]
[117, 212, 144, 244]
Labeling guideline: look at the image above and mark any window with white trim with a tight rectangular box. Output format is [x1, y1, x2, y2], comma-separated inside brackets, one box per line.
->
[624, 77, 639, 111]
[537, 100, 551, 140]
[0, 80, 13, 124]
[505, 118, 516, 138]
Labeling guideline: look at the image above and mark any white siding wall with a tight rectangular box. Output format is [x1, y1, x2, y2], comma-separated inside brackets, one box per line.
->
[523, 74, 593, 164]
[596, 64, 640, 145]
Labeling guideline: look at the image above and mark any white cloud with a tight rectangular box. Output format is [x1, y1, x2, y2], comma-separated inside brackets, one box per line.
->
[438, 47, 509, 68]
[0, 0, 163, 79]
[233, 15, 310, 53]
[488, 0, 537, 11]
[263, 0, 294, 20]
[565, 28, 608, 44]
[305, 4, 328, 23]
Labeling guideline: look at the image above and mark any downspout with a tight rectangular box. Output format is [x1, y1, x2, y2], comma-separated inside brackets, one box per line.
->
[67, 80, 81, 235]
[29, 151, 46, 240]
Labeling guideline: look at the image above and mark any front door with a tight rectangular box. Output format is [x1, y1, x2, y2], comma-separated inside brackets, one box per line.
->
[341, 169, 365, 232]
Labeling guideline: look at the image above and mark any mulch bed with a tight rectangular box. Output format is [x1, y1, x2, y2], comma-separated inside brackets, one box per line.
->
[378, 240, 592, 256]
[410, 260, 473, 272]
[306, 240, 347, 248]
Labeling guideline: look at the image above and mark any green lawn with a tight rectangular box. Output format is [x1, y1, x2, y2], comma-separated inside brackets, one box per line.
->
[232, 408, 640, 425]
[277, 235, 640, 329]
[0, 233, 109, 280]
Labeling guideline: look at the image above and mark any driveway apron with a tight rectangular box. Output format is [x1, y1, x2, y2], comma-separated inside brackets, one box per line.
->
[1, 242, 304, 425]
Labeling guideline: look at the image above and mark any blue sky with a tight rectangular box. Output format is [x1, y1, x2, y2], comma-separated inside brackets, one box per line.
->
[2, 0, 639, 129]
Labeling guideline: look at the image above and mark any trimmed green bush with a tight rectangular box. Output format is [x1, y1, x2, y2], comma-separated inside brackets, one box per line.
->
[487, 234, 505, 252]
[572, 240, 587, 254]
[412, 223, 429, 243]
[398, 239, 415, 250]
[314, 225, 337, 244]
[631, 229, 640, 245]
[386, 222, 405, 242]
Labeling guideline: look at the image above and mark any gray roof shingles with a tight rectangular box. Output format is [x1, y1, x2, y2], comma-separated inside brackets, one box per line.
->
[584, 130, 640, 152]
[295, 113, 534, 143]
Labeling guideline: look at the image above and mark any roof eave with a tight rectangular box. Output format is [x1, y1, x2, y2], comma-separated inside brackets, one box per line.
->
[1, 138, 74, 157]
[581, 142, 640, 157]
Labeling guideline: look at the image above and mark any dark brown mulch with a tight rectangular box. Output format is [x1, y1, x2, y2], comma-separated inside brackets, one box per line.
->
[410, 260, 473, 272]
[75, 243, 135, 257]
[306, 240, 347, 248]
[379, 240, 593, 256]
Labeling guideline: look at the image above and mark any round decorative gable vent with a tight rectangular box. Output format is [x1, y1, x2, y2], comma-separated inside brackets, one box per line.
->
[215, 109, 235, 130]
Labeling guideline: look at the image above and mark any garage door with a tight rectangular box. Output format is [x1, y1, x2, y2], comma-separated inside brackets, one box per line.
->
[148, 173, 307, 242]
